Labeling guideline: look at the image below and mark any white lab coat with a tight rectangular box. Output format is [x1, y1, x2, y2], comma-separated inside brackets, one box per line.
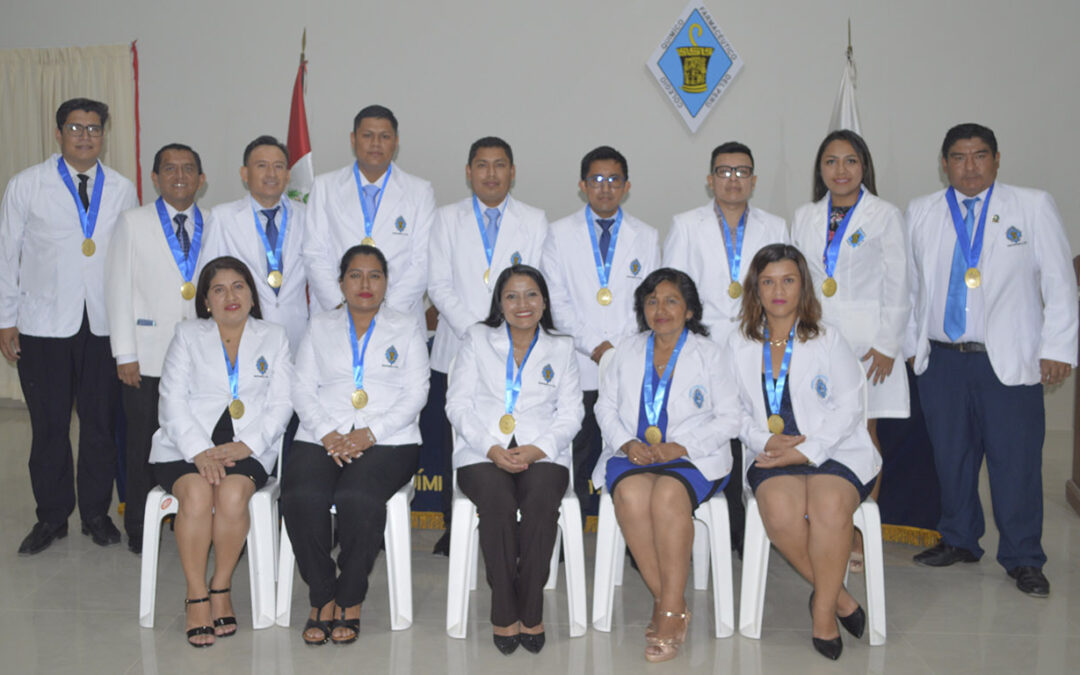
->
[541, 207, 659, 390]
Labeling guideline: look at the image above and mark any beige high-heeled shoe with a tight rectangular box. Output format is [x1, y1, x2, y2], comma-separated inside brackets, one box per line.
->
[644, 609, 690, 663]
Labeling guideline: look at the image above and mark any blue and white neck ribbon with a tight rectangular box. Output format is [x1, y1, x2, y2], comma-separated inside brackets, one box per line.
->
[348, 314, 376, 392]
[717, 206, 747, 286]
[221, 341, 240, 403]
[504, 323, 540, 416]
[353, 162, 392, 240]
[472, 194, 499, 271]
[155, 197, 204, 283]
[945, 184, 994, 274]
[763, 323, 797, 419]
[585, 205, 622, 290]
[252, 201, 288, 280]
[643, 327, 688, 429]
[823, 187, 864, 275]
[57, 158, 104, 241]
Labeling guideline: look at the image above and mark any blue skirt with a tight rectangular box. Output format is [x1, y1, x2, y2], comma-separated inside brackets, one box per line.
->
[606, 456, 728, 511]
[747, 459, 876, 502]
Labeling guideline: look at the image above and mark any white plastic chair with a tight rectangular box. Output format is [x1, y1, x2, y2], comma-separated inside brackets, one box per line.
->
[274, 482, 415, 630]
[139, 455, 280, 630]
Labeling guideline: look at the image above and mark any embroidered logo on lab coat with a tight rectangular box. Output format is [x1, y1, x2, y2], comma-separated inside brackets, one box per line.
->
[385, 346, 399, 365]
[511, 251, 522, 266]
[395, 216, 406, 233]
[690, 385, 706, 409]
[542, 364, 554, 383]
[848, 229, 865, 248]
[256, 356, 268, 375]
[812, 375, 828, 399]
[1006, 226, 1023, 244]
[630, 258, 642, 276]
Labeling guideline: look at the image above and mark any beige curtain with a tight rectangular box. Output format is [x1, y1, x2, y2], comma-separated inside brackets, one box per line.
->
[0, 44, 138, 401]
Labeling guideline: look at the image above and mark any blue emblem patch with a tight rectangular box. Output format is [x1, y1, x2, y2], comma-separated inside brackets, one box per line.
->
[511, 251, 522, 266]
[690, 385, 706, 409]
[395, 216, 406, 232]
[630, 258, 642, 276]
[385, 346, 398, 365]
[812, 375, 828, 399]
[1006, 226, 1022, 243]
[848, 229, 865, 247]
[256, 356, 268, 375]
[542, 364, 554, 383]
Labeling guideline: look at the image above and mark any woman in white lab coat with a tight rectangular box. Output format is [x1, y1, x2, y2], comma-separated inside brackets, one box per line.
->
[730, 244, 881, 660]
[593, 267, 740, 663]
[446, 264, 582, 655]
[150, 256, 293, 647]
[281, 244, 429, 646]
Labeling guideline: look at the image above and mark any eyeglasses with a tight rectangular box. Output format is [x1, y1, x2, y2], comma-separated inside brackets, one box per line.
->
[712, 165, 753, 179]
[63, 123, 104, 137]
[585, 174, 625, 189]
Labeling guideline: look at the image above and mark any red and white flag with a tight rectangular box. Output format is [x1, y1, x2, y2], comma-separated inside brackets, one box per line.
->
[286, 37, 313, 203]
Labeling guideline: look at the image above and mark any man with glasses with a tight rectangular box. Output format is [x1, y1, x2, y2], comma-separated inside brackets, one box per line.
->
[664, 141, 788, 553]
[0, 98, 138, 554]
[541, 146, 659, 514]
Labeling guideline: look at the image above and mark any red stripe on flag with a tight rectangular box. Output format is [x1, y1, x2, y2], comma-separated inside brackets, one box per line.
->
[287, 59, 311, 167]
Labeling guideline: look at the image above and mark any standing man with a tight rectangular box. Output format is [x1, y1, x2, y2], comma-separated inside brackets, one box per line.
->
[0, 98, 138, 554]
[205, 135, 309, 354]
[427, 136, 549, 553]
[906, 123, 1076, 597]
[663, 141, 787, 552]
[304, 105, 435, 321]
[541, 146, 659, 514]
[105, 143, 214, 554]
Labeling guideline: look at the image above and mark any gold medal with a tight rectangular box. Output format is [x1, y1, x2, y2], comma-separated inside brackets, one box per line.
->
[361, 236, 376, 247]
[267, 270, 283, 288]
[351, 388, 368, 409]
[597, 287, 613, 305]
[728, 281, 742, 299]
[767, 414, 785, 434]
[483, 268, 490, 284]
[964, 268, 981, 289]
[822, 277, 838, 297]
[229, 399, 245, 420]
[644, 425, 662, 445]
[81, 238, 96, 257]
[499, 413, 516, 434]
[180, 281, 196, 300]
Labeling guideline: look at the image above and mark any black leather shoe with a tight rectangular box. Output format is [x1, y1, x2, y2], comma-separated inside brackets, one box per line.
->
[493, 633, 519, 655]
[518, 632, 545, 654]
[128, 534, 143, 555]
[18, 521, 68, 555]
[812, 635, 843, 660]
[432, 530, 450, 557]
[1007, 566, 1050, 598]
[913, 542, 978, 567]
[837, 604, 866, 639]
[82, 515, 122, 546]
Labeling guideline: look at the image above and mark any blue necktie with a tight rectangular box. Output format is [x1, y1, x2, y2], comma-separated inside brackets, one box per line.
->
[597, 218, 614, 265]
[174, 213, 190, 259]
[362, 184, 380, 221]
[485, 207, 501, 250]
[262, 207, 280, 251]
[943, 197, 979, 341]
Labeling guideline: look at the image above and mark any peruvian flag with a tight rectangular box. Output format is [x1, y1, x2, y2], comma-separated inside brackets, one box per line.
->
[286, 40, 313, 203]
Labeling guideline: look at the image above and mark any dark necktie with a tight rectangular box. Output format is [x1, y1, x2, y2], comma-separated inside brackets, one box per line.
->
[77, 174, 90, 210]
[262, 207, 280, 251]
[597, 218, 614, 264]
[174, 213, 190, 259]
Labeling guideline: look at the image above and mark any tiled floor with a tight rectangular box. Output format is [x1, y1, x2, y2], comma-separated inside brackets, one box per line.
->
[0, 404, 1076, 674]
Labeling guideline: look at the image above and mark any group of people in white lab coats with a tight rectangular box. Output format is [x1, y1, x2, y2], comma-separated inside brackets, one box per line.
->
[2, 98, 1075, 662]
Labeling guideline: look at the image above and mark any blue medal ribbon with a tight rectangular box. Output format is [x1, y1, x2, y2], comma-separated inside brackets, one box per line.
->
[716, 205, 747, 285]
[155, 197, 204, 283]
[763, 323, 797, 419]
[353, 162, 392, 240]
[348, 314, 376, 392]
[642, 327, 689, 438]
[585, 205, 622, 289]
[945, 184, 994, 272]
[57, 157, 105, 241]
[472, 194, 498, 270]
[822, 188, 864, 276]
[251, 201, 288, 276]
[221, 342, 240, 402]
[504, 323, 540, 416]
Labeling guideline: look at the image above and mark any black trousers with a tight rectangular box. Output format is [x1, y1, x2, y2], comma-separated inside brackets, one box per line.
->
[121, 376, 160, 537]
[457, 461, 569, 628]
[424, 370, 453, 524]
[17, 310, 119, 525]
[281, 441, 419, 608]
[570, 390, 602, 516]
[723, 437, 745, 553]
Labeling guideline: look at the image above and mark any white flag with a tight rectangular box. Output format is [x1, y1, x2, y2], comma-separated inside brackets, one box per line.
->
[829, 57, 861, 135]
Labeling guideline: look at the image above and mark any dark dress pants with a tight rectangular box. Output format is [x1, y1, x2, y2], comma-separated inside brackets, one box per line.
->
[425, 369, 453, 525]
[570, 390, 602, 520]
[121, 376, 160, 537]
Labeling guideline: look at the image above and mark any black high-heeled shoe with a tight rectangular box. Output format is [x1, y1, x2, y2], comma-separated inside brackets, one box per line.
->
[837, 604, 866, 639]
[493, 633, 520, 655]
[812, 635, 843, 660]
[209, 587, 237, 637]
[184, 596, 214, 648]
[518, 631, 545, 654]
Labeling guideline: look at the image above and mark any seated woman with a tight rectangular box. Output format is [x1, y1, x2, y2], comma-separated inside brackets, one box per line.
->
[593, 267, 740, 663]
[729, 244, 881, 660]
[150, 256, 293, 648]
[446, 265, 582, 655]
[281, 244, 429, 646]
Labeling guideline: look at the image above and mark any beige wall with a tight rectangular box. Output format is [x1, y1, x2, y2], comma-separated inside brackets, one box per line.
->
[2, 0, 1077, 430]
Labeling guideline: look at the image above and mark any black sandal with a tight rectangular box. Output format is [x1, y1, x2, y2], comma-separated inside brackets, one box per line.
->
[331, 606, 360, 645]
[302, 606, 333, 646]
[209, 587, 237, 637]
[185, 597, 214, 648]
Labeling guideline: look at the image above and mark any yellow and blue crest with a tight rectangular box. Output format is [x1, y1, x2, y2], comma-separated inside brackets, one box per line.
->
[511, 251, 522, 266]
[385, 345, 398, 365]
[1006, 226, 1022, 243]
[395, 216, 406, 232]
[630, 258, 642, 276]
[812, 375, 828, 399]
[542, 364, 554, 383]
[690, 385, 706, 409]
[848, 229, 865, 247]
[256, 356, 268, 375]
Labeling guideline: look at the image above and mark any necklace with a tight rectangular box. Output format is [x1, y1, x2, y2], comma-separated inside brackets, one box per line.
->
[768, 337, 788, 348]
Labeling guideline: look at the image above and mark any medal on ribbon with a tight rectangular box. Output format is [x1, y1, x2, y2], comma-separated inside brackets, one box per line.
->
[473, 194, 500, 286]
[348, 313, 376, 409]
[222, 342, 244, 419]
[763, 323, 797, 434]
[57, 158, 105, 257]
[353, 162, 392, 248]
[501, 323, 540, 435]
[821, 188, 864, 298]
[155, 197, 203, 300]
[642, 327, 688, 446]
[252, 202, 288, 289]
[945, 184, 994, 289]
[717, 205, 748, 299]
[585, 205, 622, 306]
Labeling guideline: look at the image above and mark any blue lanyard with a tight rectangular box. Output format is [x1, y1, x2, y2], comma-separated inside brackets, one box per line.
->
[155, 197, 204, 282]
[353, 162, 392, 239]
[251, 201, 288, 274]
[221, 341, 240, 402]
[945, 184, 994, 270]
[717, 206, 747, 284]
[504, 323, 540, 415]
[763, 323, 797, 417]
[643, 328, 688, 427]
[585, 205, 622, 288]
[348, 314, 376, 391]
[472, 194, 499, 269]
[823, 188, 864, 276]
[57, 158, 105, 240]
